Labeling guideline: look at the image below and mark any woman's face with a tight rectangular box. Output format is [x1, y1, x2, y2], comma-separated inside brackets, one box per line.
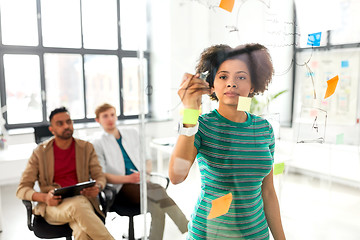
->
[212, 58, 253, 107]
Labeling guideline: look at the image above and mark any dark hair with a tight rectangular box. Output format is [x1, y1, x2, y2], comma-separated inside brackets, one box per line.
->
[49, 107, 69, 122]
[196, 43, 274, 100]
[195, 44, 231, 100]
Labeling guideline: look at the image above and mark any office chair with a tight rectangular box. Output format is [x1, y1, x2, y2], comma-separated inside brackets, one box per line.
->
[33, 125, 53, 144]
[109, 172, 170, 240]
[22, 185, 117, 240]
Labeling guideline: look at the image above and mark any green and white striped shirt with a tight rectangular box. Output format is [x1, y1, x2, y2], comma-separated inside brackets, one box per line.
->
[188, 109, 275, 239]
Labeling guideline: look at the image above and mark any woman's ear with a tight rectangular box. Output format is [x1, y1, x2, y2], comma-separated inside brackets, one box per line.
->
[210, 86, 215, 94]
[248, 87, 255, 97]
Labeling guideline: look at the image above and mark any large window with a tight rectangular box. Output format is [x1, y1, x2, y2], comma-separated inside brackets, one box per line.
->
[0, 0, 150, 129]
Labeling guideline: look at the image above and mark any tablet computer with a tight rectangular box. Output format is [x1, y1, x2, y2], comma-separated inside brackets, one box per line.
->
[54, 180, 96, 199]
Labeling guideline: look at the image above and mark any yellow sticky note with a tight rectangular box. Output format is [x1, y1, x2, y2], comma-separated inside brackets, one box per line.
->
[274, 162, 285, 175]
[207, 193, 232, 219]
[237, 96, 252, 112]
[219, 0, 235, 12]
[183, 109, 200, 124]
[324, 75, 339, 99]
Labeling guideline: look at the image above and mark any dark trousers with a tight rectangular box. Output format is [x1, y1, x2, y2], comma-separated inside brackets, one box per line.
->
[112, 182, 188, 240]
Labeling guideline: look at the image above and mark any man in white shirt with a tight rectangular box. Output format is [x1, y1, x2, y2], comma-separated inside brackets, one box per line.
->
[91, 103, 188, 240]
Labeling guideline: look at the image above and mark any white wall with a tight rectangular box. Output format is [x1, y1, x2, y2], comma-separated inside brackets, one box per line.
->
[6, 0, 295, 145]
[150, 0, 295, 127]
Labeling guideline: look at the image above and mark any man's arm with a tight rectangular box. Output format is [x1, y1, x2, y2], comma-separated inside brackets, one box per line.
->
[92, 136, 140, 185]
[105, 172, 140, 184]
[87, 143, 106, 189]
[16, 151, 40, 201]
[16, 149, 62, 206]
[32, 190, 62, 206]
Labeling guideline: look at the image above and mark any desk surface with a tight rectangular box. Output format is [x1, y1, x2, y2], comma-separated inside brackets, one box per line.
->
[0, 143, 36, 185]
[149, 137, 175, 154]
[0, 143, 36, 162]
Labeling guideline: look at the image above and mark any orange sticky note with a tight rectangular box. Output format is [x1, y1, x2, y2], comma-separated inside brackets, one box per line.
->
[324, 75, 339, 99]
[207, 193, 232, 219]
[219, 0, 235, 12]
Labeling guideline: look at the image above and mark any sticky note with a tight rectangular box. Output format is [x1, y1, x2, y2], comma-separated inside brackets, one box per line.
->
[309, 109, 318, 117]
[341, 60, 349, 68]
[207, 193, 232, 219]
[324, 75, 339, 99]
[219, 0, 235, 12]
[274, 162, 285, 175]
[336, 133, 344, 144]
[307, 32, 322, 46]
[306, 72, 315, 77]
[183, 109, 200, 124]
[311, 61, 318, 68]
[237, 96, 252, 112]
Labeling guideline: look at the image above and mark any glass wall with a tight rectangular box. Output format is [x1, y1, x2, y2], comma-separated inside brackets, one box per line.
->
[1, 0, 360, 239]
[118, 0, 297, 239]
[131, 0, 360, 239]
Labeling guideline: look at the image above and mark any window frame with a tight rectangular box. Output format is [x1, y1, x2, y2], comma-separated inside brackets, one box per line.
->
[291, 2, 360, 126]
[0, 0, 151, 130]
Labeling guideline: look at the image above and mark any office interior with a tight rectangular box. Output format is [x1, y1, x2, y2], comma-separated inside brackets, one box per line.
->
[1, 0, 360, 239]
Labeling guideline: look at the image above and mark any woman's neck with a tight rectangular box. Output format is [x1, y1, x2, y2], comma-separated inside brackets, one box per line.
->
[217, 105, 247, 123]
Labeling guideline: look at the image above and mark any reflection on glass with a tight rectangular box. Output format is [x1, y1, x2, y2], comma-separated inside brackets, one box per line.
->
[3, 54, 42, 124]
[41, 0, 81, 48]
[122, 58, 148, 116]
[44, 53, 84, 119]
[294, 0, 337, 48]
[296, 107, 327, 144]
[329, 0, 360, 45]
[0, 0, 38, 46]
[84, 55, 120, 118]
[120, 0, 147, 50]
[81, 0, 118, 50]
[261, 113, 281, 140]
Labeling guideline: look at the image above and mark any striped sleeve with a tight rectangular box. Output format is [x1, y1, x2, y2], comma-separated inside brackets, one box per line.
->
[267, 120, 275, 159]
[194, 117, 204, 151]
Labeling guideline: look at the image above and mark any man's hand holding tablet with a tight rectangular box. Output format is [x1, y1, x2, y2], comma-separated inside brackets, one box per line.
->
[54, 180, 96, 199]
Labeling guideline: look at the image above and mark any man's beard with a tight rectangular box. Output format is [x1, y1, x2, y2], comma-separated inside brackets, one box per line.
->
[58, 129, 73, 139]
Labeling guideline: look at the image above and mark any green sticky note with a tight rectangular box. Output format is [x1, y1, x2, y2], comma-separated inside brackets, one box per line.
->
[237, 96, 252, 112]
[183, 109, 200, 124]
[274, 162, 285, 175]
[336, 133, 344, 144]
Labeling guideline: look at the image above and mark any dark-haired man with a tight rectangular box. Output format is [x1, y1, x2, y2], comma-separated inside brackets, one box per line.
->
[17, 107, 114, 240]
